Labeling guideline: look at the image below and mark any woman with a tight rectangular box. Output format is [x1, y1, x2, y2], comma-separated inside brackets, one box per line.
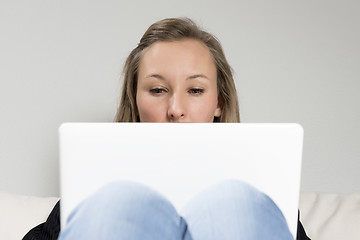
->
[23, 18, 310, 240]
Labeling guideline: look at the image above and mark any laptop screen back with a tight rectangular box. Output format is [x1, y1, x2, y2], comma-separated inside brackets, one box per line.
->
[59, 123, 303, 236]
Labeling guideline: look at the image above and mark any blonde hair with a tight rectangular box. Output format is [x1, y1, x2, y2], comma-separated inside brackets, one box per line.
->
[115, 18, 240, 123]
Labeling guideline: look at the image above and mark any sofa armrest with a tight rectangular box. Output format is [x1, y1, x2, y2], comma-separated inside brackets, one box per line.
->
[299, 192, 360, 240]
[0, 191, 59, 240]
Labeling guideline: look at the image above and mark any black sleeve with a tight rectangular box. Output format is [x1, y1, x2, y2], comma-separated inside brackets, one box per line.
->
[22, 200, 61, 240]
[296, 211, 311, 240]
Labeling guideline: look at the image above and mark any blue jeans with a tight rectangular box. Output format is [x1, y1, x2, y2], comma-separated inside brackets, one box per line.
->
[58, 180, 293, 240]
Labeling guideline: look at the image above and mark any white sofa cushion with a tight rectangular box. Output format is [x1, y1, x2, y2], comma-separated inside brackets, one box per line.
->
[1, 191, 360, 240]
[299, 192, 360, 240]
[0, 191, 59, 240]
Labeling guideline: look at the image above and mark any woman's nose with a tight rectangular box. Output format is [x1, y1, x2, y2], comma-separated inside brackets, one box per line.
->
[167, 94, 185, 122]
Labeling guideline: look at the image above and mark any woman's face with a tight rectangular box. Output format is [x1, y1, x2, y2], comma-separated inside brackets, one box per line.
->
[136, 39, 221, 122]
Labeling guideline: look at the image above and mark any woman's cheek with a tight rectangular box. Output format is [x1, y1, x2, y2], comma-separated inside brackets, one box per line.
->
[137, 97, 165, 122]
[190, 97, 218, 122]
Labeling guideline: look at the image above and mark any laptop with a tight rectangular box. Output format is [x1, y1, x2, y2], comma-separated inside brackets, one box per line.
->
[59, 123, 303, 236]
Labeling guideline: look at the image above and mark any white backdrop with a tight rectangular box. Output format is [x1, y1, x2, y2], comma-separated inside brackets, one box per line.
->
[0, 0, 359, 197]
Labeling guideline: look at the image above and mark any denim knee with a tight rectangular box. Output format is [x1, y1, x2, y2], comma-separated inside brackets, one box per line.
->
[183, 179, 287, 222]
[181, 179, 292, 240]
[72, 180, 180, 223]
[61, 181, 187, 240]
[183, 179, 267, 206]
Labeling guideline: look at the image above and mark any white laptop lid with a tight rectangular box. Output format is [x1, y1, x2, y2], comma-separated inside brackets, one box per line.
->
[59, 123, 303, 236]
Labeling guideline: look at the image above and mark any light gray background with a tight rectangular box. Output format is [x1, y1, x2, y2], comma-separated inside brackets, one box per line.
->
[1, 0, 359, 197]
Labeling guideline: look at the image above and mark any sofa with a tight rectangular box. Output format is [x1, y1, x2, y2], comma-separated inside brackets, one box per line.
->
[1, 191, 359, 240]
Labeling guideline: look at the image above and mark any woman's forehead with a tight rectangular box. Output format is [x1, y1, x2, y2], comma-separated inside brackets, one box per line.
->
[138, 39, 216, 79]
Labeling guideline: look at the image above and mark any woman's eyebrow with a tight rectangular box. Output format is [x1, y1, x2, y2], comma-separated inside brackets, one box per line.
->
[145, 74, 165, 80]
[186, 74, 209, 80]
[145, 74, 209, 80]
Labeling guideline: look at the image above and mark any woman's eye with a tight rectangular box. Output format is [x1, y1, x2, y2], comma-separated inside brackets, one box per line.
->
[188, 88, 204, 95]
[149, 88, 166, 94]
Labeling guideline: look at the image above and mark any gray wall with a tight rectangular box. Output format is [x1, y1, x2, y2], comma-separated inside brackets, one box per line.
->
[1, 0, 359, 197]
